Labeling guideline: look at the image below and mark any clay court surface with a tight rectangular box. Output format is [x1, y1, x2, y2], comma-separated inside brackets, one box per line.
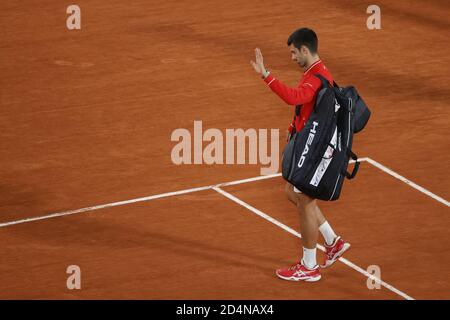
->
[1, 0, 449, 299]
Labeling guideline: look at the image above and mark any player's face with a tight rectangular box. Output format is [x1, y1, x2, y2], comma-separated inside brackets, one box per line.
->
[290, 45, 307, 68]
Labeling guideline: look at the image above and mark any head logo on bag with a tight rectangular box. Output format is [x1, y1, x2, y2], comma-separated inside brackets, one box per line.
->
[297, 121, 319, 168]
[282, 73, 363, 201]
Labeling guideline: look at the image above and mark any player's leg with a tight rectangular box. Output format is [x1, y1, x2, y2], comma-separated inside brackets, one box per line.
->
[282, 182, 350, 272]
[285, 182, 329, 228]
[284, 182, 298, 205]
[315, 204, 351, 268]
[286, 182, 344, 245]
[295, 193, 318, 250]
[315, 205, 335, 244]
[276, 187, 321, 282]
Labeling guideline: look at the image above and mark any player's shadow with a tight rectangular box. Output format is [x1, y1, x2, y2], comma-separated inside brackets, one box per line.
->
[6, 216, 296, 276]
[134, 229, 291, 273]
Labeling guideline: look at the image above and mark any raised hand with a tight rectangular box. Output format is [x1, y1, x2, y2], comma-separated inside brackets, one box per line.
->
[250, 48, 267, 76]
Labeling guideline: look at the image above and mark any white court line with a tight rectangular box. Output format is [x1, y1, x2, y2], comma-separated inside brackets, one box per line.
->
[0, 159, 362, 228]
[2, 156, 448, 228]
[365, 158, 450, 207]
[0, 156, 441, 298]
[212, 186, 414, 300]
[217, 158, 364, 188]
[217, 172, 281, 187]
[0, 185, 212, 228]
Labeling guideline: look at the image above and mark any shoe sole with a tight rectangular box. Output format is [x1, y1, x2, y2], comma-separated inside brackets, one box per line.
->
[276, 273, 322, 282]
[321, 243, 351, 269]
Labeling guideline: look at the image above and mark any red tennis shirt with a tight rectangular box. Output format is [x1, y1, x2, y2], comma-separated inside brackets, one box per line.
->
[263, 59, 333, 134]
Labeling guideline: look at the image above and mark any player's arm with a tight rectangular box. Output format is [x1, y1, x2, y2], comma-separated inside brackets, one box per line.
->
[262, 74, 320, 105]
[251, 47, 320, 105]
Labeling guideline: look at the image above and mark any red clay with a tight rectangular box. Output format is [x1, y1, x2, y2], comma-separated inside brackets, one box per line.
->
[0, 0, 448, 299]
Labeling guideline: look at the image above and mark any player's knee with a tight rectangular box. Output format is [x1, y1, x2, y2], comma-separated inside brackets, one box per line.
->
[296, 193, 316, 210]
[284, 182, 294, 199]
[285, 183, 316, 211]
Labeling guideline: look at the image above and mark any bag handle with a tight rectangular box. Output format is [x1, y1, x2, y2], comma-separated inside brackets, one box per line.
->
[343, 149, 360, 179]
[314, 73, 339, 88]
[322, 142, 336, 160]
[314, 74, 331, 88]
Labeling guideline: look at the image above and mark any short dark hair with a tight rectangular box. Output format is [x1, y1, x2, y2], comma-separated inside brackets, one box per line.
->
[287, 28, 318, 54]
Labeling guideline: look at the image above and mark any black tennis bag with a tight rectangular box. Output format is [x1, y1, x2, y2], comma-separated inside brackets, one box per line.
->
[281, 75, 360, 201]
[339, 85, 371, 133]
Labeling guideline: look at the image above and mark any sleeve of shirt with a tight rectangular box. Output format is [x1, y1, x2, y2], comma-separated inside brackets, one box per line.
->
[263, 74, 322, 106]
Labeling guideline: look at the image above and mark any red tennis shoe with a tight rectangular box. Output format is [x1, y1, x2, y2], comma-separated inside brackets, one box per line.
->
[276, 260, 321, 282]
[321, 236, 351, 268]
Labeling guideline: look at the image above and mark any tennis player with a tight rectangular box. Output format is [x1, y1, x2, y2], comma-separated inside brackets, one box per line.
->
[251, 27, 351, 282]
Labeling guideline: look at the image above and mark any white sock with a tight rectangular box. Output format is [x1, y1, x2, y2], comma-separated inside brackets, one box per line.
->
[302, 247, 317, 269]
[319, 221, 338, 246]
